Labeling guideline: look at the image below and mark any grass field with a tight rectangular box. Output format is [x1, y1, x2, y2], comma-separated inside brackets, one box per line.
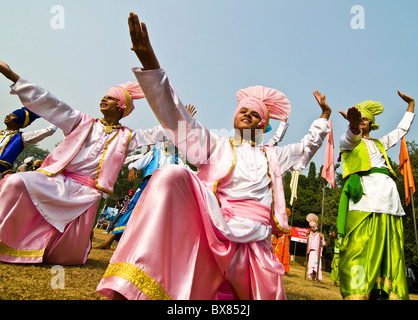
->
[0, 228, 416, 300]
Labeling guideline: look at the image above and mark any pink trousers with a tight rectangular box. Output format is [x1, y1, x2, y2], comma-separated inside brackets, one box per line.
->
[307, 250, 323, 281]
[97, 165, 286, 300]
[0, 174, 97, 265]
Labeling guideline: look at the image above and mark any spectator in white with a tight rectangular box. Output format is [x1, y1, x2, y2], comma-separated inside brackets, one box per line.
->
[17, 156, 34, 172]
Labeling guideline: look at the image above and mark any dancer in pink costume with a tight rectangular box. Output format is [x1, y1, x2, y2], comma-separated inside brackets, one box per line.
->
[0, 61, 164, 265]
[306, 214, 326, 282]
[96, 13, 332, 300]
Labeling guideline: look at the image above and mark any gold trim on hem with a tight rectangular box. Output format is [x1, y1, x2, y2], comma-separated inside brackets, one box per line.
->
[0, 241, 44, 258]
[344, 276, 402, 300]
[344, 293, 370, 300]
[102, 262, 173, 300]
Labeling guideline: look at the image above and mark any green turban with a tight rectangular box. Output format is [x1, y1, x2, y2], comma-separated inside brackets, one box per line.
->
[355, 100, 384, 131]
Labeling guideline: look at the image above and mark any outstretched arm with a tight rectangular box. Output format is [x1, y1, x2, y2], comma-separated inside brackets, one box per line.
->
[379, 91, 415, 150]
[185, 104, 197, 117]
[129, 13, 214, 167]
[313, 90, 332, 119]
[267, 120, 289, 146]
[339, 107, 362, 135]
[22, 124, 57, 147]
[0, 61, 20, 83]
[398, 90, 415, 113]
[128, 12, 160, 70]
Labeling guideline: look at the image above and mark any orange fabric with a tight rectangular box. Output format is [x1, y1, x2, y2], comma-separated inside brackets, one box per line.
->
[274, 231, 292, 273]
[399, 137, 415, 206]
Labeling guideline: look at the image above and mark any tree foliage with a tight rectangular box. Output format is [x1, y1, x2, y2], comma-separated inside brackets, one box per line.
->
[14, 144, 51, 168]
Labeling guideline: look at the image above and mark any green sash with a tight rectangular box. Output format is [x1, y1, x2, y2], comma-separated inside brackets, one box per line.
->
[337, 168, 394, 235]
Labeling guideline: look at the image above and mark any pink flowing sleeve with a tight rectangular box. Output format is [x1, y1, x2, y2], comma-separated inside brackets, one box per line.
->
[132, 68, 216, 167]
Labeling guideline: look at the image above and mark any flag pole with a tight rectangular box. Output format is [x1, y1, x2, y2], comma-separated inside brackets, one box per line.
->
[290, 202, 295, 227]
[410, 187, 418, 256]
[289, 170, 298, 266]
[316, 179, 326, 282]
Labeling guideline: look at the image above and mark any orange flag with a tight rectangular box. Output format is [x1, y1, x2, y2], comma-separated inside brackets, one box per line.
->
[321, 120, 335, 188]
[399, 137, 415, 206]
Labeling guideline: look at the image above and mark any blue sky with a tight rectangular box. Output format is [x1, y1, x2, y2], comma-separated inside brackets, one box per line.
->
[1, 0, 417, 176]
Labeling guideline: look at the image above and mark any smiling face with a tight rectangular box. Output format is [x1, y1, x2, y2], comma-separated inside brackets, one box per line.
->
[100, 95, 123, 120]
[100, 95, 120, 112]
[4, 113, 21, 130]
[233, 107, 262, 132]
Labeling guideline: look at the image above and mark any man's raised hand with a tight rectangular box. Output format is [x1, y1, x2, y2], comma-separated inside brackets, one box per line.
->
[128, 12, 160, 70]
[0, 61, 20, 83]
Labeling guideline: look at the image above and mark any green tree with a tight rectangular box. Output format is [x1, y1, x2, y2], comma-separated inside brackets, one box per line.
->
[14, 144, 50, 169]
[391, 140, 418, 268]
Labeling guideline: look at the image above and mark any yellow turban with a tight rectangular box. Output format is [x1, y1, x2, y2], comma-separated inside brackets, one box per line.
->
[355, 100, 384, 130]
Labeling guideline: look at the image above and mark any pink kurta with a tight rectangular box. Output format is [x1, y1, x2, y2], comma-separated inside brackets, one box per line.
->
[96, 68, 329, 300]
[0, 78, 164, 265]
[307, 232, 326, 281]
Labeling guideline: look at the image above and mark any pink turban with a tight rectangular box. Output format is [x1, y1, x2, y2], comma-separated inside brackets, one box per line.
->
[234, 85, 291, 131]
[106, 81, 145, 118]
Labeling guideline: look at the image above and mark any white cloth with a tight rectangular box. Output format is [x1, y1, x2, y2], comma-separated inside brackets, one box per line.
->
[267, 121, 289, 146]
[11, 78, 164, 232]
[20, 171, 103, 231]
[22, 124, 57, 146]
[340, 111, 415, 216]
[124, 152, 145, 165]
[0, 124, 56, 152]
[205, 185, 272, 243]
[128, 149, 185, 171]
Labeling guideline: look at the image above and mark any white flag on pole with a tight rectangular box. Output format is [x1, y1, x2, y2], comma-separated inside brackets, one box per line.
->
[290, 170, 300, 206]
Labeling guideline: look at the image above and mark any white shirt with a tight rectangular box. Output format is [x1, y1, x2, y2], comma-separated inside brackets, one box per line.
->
[0, 124, 57, 150]
[220, 143, 272, 206]
[340, 111, 415, 216]
[133, 67, 330, 243]
[210, 119, 329, 242]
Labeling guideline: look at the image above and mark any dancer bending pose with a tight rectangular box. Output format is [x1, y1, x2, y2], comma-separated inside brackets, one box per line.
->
[97, 13, 331, 300]
[0, 61, 164, 265]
